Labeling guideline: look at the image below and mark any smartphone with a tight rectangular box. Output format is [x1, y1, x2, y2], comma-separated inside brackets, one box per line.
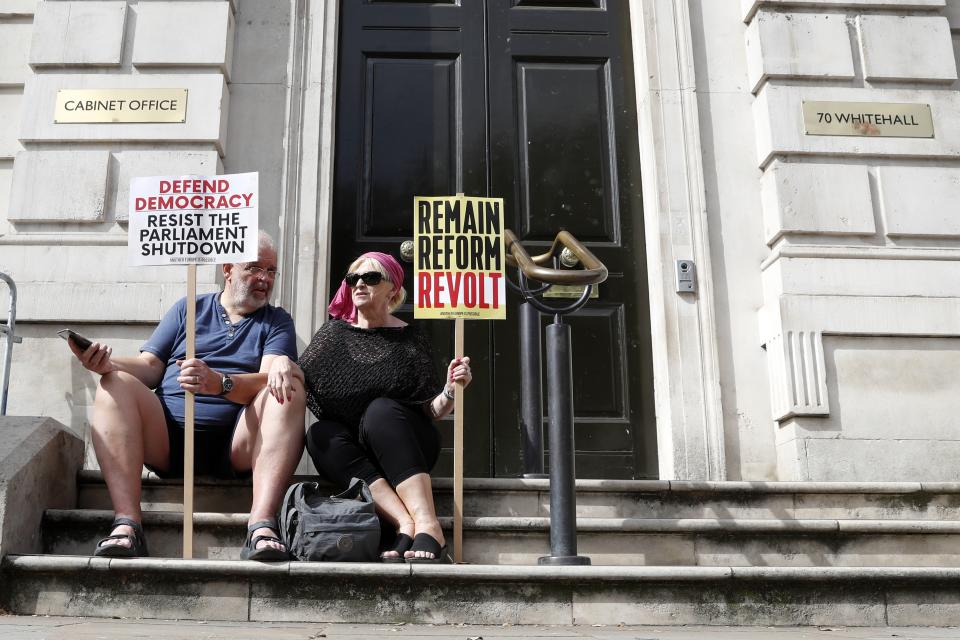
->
[57, 329, 93, 351]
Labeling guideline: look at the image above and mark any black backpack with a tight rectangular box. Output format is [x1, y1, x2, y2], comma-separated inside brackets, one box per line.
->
[279, 478, 381, 562]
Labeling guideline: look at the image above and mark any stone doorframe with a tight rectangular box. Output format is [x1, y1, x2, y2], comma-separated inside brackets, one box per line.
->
[279, 0, 725, 481]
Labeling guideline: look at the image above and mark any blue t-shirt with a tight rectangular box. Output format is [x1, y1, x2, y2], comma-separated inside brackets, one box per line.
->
[141, 292, 297, 429]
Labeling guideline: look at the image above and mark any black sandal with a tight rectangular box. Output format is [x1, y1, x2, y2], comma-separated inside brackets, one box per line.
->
[405, 532, 449, 564]
[381, 532, 414, 563]
[93, 517, 149, 558]
[241, 519, 290, 562]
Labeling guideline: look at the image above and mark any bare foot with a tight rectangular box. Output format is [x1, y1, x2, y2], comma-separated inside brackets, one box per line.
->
[251, 525, 285, 552]
[99, 523, 135, 549]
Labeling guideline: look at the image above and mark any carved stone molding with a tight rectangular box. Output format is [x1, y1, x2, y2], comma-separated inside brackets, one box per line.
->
[764, 329, 830, 421]
[278, 0, 339, 342]
[760, 293, 960, 422]
[629, 0, 727, 480]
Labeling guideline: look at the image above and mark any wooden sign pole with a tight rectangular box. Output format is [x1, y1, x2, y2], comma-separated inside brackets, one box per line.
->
[453, 317, 464, 563]
[183, 264, 196, 559]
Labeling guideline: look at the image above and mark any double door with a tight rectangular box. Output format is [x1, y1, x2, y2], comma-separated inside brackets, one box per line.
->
[331, 0, 656, 478]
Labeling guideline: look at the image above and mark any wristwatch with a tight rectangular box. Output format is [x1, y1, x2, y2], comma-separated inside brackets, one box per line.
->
[219, 373, 235, 396]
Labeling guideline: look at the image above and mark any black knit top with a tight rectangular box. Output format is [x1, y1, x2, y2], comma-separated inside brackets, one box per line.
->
[298, 319, 441, 429]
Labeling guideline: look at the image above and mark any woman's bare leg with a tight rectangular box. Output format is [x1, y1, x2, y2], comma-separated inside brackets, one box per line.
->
[369, 478, 415, 559]
[396, 472, 443, 559]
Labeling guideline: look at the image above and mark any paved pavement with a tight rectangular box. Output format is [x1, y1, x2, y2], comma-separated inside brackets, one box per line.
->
[0, 617, 959, 640]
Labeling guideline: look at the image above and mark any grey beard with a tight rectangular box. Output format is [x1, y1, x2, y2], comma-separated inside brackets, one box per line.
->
[230, 280, 269, 311]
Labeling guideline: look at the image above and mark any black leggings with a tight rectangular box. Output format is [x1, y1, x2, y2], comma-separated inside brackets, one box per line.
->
[306, 397, 441, 490]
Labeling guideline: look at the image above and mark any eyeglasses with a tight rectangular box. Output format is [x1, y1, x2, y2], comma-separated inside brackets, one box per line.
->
[242, 265, 279, 279]
[345, 271, 385, 287]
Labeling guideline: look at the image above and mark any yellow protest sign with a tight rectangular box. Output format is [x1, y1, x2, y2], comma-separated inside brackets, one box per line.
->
[413, 194, 506, 320]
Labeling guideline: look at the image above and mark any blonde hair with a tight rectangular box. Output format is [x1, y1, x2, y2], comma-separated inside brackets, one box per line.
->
[348, 256, 407, 313]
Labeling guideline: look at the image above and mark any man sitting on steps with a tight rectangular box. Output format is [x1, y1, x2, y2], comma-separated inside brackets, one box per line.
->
[66, 230, 306, 561]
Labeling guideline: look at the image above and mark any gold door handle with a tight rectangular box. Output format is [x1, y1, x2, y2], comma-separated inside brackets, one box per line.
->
[504, 229, 607, 286]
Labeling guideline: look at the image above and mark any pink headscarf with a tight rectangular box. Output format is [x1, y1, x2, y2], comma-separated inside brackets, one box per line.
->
[327, 251, 405, 323]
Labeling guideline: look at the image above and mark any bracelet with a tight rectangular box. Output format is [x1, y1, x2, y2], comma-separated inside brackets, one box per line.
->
[442, 386, 456, 400]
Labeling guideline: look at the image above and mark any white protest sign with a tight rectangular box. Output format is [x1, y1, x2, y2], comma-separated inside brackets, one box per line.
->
[128, 172, 258, 266]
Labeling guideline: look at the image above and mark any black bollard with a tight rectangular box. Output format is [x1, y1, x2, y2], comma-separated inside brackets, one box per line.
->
[519, 301, 546, 477]
[538, 317, 590, 565]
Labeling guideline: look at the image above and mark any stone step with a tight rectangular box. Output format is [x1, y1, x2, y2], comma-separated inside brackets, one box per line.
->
[3, 555, 959, 626]
[76, 471, 960, 520]
[42, 508, 960, 567]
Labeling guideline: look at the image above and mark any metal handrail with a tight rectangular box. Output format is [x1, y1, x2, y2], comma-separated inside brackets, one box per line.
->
[503, 229, 605, 566]
[504, 229, 608, 286]
[0, 272, 21, 416]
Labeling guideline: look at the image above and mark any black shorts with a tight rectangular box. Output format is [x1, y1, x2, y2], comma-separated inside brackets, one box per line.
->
[145, 404, 249, 479]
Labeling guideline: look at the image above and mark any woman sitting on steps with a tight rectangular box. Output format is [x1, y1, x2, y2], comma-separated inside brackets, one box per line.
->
[266, 251, 471, 562]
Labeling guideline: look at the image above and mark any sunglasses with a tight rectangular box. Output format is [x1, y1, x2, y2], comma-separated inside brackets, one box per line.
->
[345, 271, 385, 287]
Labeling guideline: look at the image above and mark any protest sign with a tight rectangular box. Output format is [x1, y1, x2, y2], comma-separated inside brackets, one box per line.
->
[128, 172, 258, 266]
[413, 194, 505, 320]
[127, 171, 259, 559]
[413, 193, 506, 564]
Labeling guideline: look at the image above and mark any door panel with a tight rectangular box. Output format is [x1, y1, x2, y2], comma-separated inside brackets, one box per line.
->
[560, 306, 628, 418]
[362, 57, 459, 237]
[334, 0, 656, 479]
[516, 61, 618, 242]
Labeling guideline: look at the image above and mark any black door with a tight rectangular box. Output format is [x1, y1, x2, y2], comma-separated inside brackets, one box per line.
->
[332, 0, 656, 479]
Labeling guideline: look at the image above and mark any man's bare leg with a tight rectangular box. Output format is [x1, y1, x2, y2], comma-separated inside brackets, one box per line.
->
[232, 387, 305, 551]
[90, 371, 170, 548]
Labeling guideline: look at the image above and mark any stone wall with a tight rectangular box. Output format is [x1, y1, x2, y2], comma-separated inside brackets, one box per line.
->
[740, 0, 960, 480]
[0, 1, 293, 463]
[0, 2, 34, 242]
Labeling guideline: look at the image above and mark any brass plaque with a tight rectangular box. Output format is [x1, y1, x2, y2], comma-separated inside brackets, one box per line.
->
[543, 284, 599, 300]
[54, 89, 188, 124]
[802, 101, 933, 138]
